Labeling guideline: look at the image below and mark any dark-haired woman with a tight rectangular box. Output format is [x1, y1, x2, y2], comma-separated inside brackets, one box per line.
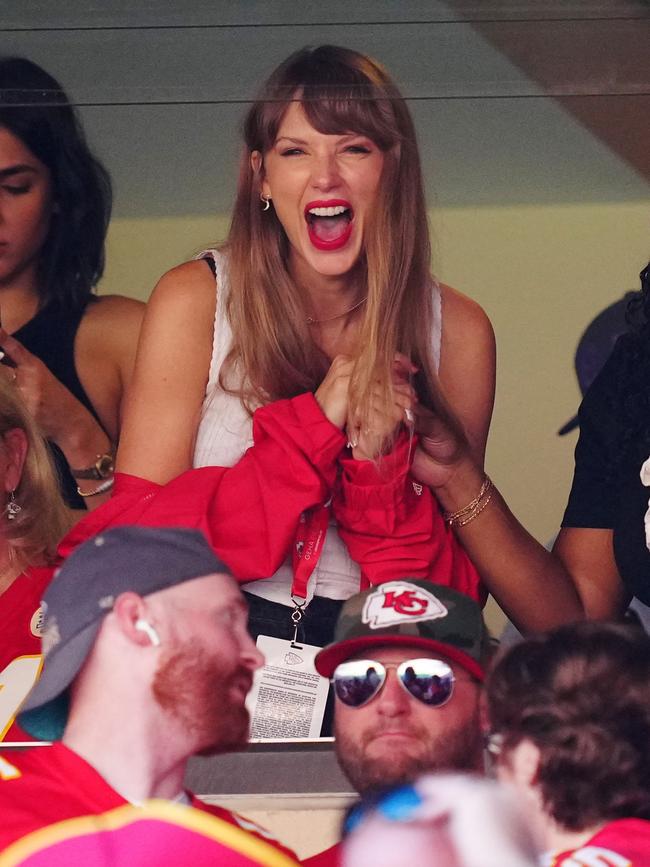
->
[0, 57, 144, 509]
[117, 45, 581, 640]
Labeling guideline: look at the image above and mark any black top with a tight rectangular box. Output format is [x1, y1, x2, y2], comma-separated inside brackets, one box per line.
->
[13, 299, 100, 509]
[562, 333, 650, 605]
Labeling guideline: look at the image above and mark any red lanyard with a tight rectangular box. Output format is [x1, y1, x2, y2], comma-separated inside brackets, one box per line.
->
[291, 499, 331, 601]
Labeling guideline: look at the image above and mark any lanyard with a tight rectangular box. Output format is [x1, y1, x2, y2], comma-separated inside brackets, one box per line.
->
[289, 499, 331, 642]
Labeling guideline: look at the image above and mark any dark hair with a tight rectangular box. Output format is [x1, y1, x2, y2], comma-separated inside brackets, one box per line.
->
[487, 622, 650, 831]
[0, 56, 112, 313]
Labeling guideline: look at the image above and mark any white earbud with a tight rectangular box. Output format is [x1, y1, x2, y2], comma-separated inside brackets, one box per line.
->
[134, 618, 161, 647]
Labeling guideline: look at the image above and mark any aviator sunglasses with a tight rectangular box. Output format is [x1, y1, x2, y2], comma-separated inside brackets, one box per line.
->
[332, 658, 457, 708]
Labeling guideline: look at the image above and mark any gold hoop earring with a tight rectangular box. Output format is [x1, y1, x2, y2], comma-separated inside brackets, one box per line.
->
[260, 194, 271, 212]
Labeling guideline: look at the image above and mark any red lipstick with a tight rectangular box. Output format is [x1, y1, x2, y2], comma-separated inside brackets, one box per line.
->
[304, 199, 354, 251]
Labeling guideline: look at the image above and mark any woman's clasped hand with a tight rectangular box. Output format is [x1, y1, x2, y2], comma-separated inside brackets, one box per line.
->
[315, 353, 418, 461]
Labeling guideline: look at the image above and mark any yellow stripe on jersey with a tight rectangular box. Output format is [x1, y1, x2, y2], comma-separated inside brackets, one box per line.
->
[0, 755, 21, 781]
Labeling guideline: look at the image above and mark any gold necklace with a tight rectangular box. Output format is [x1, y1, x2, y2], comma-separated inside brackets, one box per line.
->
[306, 296, 367, 325]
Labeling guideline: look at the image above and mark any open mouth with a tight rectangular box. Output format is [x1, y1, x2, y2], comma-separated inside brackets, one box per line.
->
[305, 199, 354, 251]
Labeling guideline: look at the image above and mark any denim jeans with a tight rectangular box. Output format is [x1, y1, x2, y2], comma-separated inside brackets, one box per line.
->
[243, 592, 344, 647]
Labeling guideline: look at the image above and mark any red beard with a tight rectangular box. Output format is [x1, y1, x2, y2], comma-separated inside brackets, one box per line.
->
[153, 643, 252, 755]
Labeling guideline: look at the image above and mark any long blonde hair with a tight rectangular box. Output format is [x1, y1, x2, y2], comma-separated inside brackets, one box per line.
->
[0, 377, 70, 572]
[222, 45, 464, 442]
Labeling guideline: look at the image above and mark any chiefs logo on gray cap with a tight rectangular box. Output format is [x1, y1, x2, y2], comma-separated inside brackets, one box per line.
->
[362, 581, 448, 629]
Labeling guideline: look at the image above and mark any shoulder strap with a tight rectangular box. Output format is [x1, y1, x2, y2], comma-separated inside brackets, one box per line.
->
[202, 256, 217, 277]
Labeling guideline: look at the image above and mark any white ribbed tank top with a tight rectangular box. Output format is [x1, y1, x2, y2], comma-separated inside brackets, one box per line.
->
[193, 251, 442, 606]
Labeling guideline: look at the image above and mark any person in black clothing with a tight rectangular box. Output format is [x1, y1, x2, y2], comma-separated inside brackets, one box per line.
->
[0, 57, 143, 509]
[554, 261, 650, 615]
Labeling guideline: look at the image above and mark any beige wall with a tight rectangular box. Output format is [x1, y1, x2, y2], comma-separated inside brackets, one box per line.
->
[435, 201, 649, 542]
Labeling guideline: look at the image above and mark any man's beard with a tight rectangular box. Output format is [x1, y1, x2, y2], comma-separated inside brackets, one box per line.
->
[153, 643, 251, 755]
[334, 709, 483, 795]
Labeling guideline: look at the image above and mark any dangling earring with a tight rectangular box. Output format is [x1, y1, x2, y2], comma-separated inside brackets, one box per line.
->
[5, 490, 21, 521]
[260, 193, 271, 212]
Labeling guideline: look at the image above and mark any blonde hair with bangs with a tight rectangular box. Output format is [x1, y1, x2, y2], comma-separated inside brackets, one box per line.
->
[0, 377, 70, 573]
[222, 45, 464, 445]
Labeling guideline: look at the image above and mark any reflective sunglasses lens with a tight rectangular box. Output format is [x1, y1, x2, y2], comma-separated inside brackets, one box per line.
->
[398, 659, 455, 706]
[333, 660, 386, 707]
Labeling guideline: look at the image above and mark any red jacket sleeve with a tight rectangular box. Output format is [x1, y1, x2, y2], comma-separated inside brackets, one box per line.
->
[59, 393, 346, 581]
[333, 432, 485, 603]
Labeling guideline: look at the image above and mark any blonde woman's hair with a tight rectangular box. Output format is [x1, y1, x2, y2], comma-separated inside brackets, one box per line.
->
[221, 45, 465, 445]
[0, 377, 70, 572]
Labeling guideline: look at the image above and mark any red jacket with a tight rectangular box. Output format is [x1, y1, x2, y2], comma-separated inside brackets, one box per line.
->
[60, 393, 483, 602]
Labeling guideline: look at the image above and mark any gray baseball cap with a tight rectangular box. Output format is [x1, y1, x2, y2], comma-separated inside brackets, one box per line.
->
[20, 526, 230, 741]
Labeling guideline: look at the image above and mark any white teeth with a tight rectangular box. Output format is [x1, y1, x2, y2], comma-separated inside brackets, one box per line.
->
[308, 205, 349, 217]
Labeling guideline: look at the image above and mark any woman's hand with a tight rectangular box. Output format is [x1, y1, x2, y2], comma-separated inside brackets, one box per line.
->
[314, 355, 355, 429]
[350, 381, 416, 461]
[0, 327, 110, 459]
[411, 403, 470, 490]
[348, 355, 418, 461]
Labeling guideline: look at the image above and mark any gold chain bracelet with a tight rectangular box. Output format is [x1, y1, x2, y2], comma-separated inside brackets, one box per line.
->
[444, 475, 493, 528]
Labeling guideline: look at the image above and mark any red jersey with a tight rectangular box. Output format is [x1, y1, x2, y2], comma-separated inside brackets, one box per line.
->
[303, 842, 340, 866]
[0, 800, 299, 867]
[546, 819, 650, 866]
[0, 742, 296, 861]
[0, 567, 51, 743]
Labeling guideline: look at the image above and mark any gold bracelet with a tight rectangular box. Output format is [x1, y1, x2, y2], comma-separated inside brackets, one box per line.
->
[77, 477, 114, 498]
[444, 475, 493, 527]
[453, 491, 493, 527]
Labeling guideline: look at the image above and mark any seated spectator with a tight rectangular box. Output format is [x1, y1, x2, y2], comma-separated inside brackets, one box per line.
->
[554, 261, 650, 617]
[342, 774, 539, 867]
[0, 376, 69, 742]
[486, 621, 650, 865]
[304, 579, 491, 866]
[0, 56, 144, 509]
[0, 526, 296, 862]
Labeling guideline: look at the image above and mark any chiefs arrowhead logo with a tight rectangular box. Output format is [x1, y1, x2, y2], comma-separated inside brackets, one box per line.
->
[362, 582, 448, 629]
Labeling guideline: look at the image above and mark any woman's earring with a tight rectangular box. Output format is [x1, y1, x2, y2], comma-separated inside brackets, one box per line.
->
[260, 193, 271, 212]
[5, 490, 21, 521]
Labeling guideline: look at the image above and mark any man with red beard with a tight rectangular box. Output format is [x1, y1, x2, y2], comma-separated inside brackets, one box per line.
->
[0, 526, 297, 862]
[304, 580, 490, 866]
